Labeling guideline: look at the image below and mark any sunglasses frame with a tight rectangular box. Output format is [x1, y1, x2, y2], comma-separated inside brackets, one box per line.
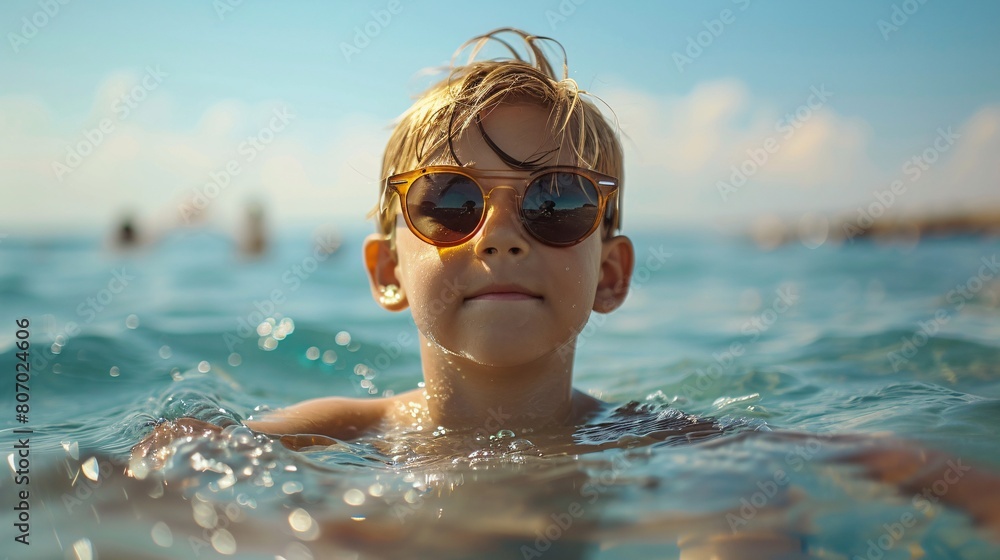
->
[381, 165, 620, 248]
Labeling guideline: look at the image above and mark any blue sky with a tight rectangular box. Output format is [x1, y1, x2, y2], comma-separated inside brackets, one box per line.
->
[3, 0, 999, 235]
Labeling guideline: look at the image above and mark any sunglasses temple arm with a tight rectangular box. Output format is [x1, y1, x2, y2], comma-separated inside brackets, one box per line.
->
[379, 183, 401, 251]
[604, 189, 621, 234]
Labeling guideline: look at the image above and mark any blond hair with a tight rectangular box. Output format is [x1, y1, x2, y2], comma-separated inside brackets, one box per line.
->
[375, 27, 623, 237]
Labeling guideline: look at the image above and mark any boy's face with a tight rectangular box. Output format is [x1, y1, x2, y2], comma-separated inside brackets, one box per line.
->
[365, 102, 633, 368]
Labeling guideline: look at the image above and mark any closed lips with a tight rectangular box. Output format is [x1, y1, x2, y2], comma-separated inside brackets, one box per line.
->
[465, 284, 542, 301]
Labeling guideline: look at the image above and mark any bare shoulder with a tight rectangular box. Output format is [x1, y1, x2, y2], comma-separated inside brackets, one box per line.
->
[131, 397, 396, 470]
[245, 395, 394, 440]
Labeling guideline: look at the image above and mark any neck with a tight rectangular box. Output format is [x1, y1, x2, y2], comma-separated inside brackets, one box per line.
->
[417, 333, 585, 433]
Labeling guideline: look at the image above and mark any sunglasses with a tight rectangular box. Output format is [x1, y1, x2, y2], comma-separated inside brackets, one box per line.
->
[382, 166, 620, 247]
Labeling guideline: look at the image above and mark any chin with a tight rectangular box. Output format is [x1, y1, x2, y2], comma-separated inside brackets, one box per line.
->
[455, 339, 556, 369]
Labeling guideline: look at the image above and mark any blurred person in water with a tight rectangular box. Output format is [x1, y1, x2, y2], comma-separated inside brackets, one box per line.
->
[110, 196, 273, 258]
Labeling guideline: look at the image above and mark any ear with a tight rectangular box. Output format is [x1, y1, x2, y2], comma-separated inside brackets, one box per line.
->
[363, 233, 409, 311]
[593, 235, 634, 313]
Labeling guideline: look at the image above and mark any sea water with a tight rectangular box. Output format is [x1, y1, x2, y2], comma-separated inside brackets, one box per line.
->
[1, 226, 999, 559]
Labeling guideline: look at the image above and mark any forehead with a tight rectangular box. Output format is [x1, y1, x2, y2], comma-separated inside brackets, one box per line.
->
[446, 102, 580, 169]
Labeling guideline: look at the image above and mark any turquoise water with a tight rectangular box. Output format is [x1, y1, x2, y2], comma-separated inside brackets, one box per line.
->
[2, 227, 1000, 559]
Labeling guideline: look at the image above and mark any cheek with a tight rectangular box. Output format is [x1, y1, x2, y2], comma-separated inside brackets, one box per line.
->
[397, 242, 464, 330]
[546, 244, 603, 319]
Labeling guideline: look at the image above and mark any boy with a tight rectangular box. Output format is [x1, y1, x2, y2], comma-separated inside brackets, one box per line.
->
[134, 28, 636, 456]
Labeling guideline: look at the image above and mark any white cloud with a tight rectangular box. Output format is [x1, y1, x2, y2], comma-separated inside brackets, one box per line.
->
[0, 76, 390, 235]
[603, 80, 1000, 229]
[922, 105, 1000, 211]
[603, 80, 879, 227]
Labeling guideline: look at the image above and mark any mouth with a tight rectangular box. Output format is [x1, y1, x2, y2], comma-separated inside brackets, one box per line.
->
[464, 284, 543, 302]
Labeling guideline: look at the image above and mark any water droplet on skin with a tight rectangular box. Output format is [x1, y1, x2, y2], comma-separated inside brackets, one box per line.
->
[508, 438, 536, 452]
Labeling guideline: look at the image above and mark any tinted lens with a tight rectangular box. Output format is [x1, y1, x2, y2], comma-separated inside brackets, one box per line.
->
[522, 172, 601, 245]
[406, 173, 484, 243]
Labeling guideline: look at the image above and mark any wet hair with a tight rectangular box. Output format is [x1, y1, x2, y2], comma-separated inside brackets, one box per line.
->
[374, 27, 623, 239]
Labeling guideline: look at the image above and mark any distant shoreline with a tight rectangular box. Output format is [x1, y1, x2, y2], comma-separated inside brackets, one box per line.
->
[747, 209, 1000, 249]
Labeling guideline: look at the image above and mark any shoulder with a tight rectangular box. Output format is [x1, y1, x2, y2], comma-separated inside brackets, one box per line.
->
[245, 395, 395, 440]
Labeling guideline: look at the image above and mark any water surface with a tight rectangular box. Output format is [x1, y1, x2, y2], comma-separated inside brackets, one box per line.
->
[2, 227, 999, 559]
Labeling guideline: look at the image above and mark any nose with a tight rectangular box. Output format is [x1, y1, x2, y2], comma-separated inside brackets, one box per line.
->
[474, 186, 530, 257]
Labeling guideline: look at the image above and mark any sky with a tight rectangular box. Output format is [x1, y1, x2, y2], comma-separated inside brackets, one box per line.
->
[2, 0, 999, 236]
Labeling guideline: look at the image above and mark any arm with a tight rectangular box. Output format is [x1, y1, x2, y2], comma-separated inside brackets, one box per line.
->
[838, 442, 1000, 535]
[243, 396, 388, 441]
[130, 397, 389, 473]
